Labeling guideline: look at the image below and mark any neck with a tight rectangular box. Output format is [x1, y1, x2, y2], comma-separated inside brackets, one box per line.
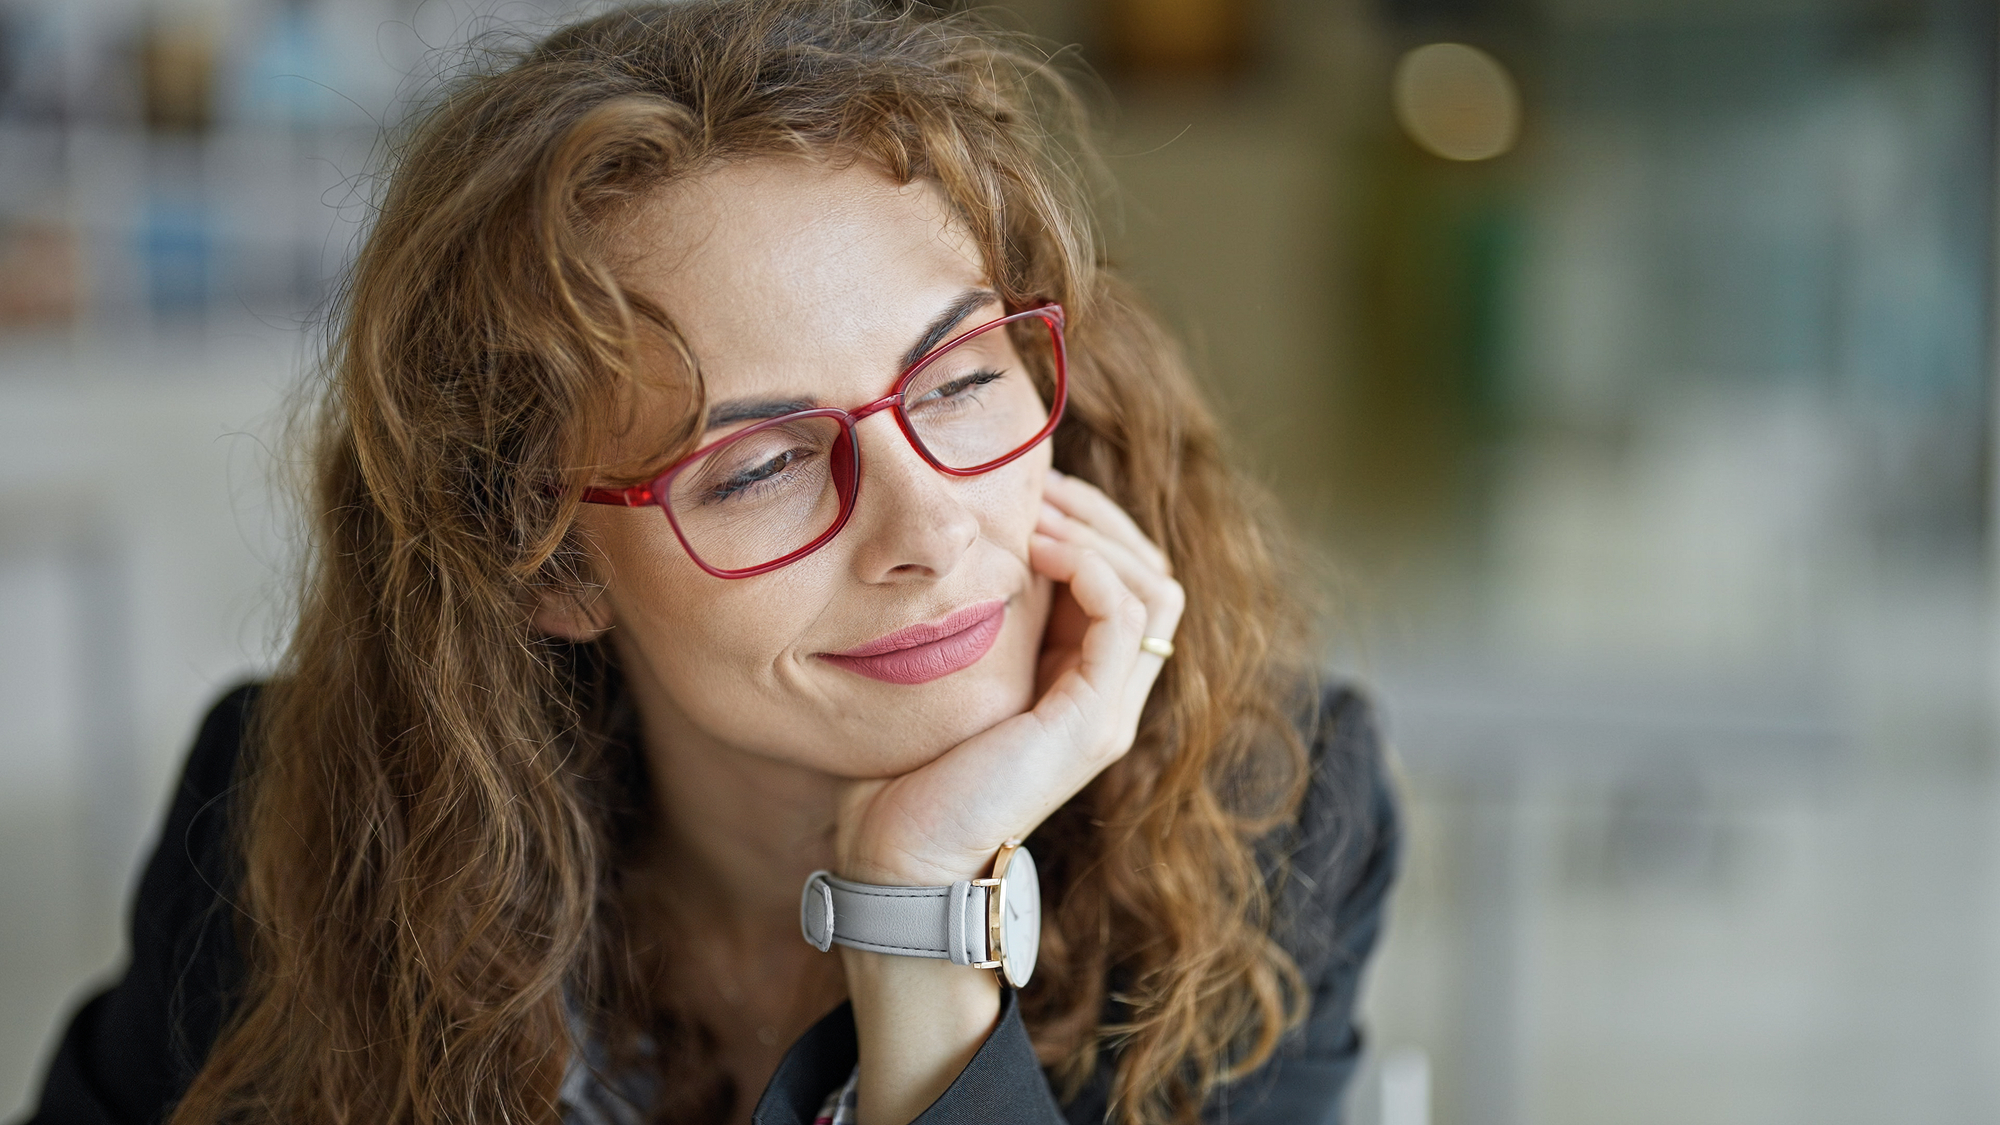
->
[629, 688, 841, 948]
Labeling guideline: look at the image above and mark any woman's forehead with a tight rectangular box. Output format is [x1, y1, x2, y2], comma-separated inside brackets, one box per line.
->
[619, 156, 993, 399]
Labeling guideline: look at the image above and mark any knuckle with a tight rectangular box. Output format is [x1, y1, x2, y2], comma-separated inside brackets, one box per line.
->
[1089, 734, 1132, 767]
[1137, 570, 1179, 602]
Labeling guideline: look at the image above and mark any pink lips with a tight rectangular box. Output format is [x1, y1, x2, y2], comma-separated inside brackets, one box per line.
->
[819, 599, 1007, 685]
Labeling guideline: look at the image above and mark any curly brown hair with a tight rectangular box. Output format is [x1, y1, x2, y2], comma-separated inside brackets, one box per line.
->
[170, 3, 1322, 1123]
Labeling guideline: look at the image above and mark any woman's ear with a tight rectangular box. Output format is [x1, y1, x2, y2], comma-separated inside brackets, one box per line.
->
[534, 585, 614, 641]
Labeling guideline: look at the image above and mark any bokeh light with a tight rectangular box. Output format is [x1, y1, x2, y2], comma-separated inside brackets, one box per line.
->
[1392, 42, 1521, 162]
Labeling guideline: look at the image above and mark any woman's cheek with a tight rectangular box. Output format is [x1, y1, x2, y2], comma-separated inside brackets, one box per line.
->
[954, 446, 1049, 551]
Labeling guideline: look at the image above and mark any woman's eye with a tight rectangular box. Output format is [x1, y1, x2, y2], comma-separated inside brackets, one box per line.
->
[914, 368, 1005, 405]
[710, 448, 810, 500]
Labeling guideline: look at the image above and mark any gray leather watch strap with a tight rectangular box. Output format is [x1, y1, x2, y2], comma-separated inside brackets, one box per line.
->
[799, 871, 992, 965]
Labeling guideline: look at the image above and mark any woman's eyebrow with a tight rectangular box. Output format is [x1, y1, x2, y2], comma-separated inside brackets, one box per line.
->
[706, 397, 815, 429]
[702, 289, 1002, 432]
[899, 287, 1002, 372]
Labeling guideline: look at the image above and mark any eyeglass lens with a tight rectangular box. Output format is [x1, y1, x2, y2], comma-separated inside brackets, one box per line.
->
[664, 316, 1057, 573]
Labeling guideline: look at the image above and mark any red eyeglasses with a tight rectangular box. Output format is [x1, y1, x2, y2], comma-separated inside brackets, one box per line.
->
[580, 303, 1067, 578]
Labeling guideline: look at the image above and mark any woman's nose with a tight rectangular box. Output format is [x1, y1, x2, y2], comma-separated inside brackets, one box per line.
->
[841, 413, 980, 582]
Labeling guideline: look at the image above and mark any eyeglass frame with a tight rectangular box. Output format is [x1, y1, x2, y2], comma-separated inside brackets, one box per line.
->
[579, 302, 1069, 579]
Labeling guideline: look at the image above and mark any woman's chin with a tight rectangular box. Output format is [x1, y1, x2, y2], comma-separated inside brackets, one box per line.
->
[820, 669, 1036, 779]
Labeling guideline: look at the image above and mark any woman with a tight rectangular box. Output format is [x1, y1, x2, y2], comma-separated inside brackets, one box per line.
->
[26, 2, 1396, 1124]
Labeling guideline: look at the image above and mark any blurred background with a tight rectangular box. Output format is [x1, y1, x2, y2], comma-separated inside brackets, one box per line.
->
[1, 0, 1996, 1121]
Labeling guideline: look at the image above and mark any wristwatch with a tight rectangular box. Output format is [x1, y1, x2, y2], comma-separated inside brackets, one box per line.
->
[800, 840, 1040, 988]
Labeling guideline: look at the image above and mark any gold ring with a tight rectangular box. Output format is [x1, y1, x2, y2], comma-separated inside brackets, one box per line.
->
[1139, 636, 1175, 659]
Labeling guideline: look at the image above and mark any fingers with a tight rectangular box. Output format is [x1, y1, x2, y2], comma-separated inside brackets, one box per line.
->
[1026, 536, 1149, 768]
[1038, 474, 1185, 653]
[1039, 502, 1184, 644]
[1066, 543, 1151, 686]
[1043, 469, 1170, 574]
[1029, 473, 1185, 755]
[1028, 534, 1147, 690]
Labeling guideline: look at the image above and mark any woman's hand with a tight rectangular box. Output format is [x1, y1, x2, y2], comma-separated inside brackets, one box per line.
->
[603, 471, 1179, 1125]
[834, 469, 1182, 1125]
[833, 468, 1186, 887]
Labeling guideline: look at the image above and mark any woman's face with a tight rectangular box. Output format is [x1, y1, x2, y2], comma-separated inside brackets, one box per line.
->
[556, 157, 1055, 779]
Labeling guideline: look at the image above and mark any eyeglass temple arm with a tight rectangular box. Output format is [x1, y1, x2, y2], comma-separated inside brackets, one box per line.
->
[580, 483, 657, 506]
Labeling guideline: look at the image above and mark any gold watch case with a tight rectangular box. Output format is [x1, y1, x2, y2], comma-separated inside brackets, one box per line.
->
[968, 839, 1041, 988]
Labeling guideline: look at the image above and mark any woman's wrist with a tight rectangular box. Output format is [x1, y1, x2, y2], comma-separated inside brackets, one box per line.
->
[841, 946, 1002, 1125]
[837, 849, 994, 887]
[834, 792, 1009, 887]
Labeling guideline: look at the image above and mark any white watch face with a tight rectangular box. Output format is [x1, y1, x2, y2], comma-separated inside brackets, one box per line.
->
[999, 845, 1040, 988]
